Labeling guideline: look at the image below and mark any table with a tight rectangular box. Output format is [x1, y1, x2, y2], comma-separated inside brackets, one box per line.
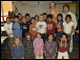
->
[75, 30, 79, 34]
[1, 36, 8, 44]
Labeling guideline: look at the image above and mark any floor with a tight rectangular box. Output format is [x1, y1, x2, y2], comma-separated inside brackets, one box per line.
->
[1, 37, 79, 59]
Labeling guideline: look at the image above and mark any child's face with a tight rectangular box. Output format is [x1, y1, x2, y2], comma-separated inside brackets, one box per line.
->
[14, 18, 19, 23]
[26, 35, 30, 40]
[39, 16, 44, 22]
[66, 17, 71, 23]
[61, 35, 67, 41]
[37, 34, 41, 39]
[58, 16, 62, 21]
[35, 16, 38, 21]
[18, 15, 22, 19]
[47, 17, 52, 22]
[25, 16, 30, 20]
[43, 15, 47, 20]
[31, 19, 36, 24]
[22, 18, 26, 23]
[15, 39, 20, 45]
[6, 18, 10, 24]
[48, 35, 53, 41]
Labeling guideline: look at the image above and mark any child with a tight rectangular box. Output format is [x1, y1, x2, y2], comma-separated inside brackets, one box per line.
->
[4, 17, 13, 48]
[33, 32, 44, 59]
[44, 34, 57, 59]
[56, 14, 64, 45]
[11, 37, 24, 59]
[46, 14, 57, 41]
[43, 13, 47, 22]
[57, 33, 69, 59]
[21, 17, 29, 43]
[23, 32, 35, 59]
[18, 13, 22, 24]
[62, 14, 74, 52]
[12, 16, 22, 39]
[34, 15, 39, 24]
[30, 18, 37, 40]
[36, 14, 47, 43]
[25, 13, 31, 25]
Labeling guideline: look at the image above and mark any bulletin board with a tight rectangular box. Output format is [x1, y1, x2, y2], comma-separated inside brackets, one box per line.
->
[12, 1, 77, 17]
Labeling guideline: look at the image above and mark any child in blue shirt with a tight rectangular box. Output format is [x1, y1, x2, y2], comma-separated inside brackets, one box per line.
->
[43, 13, 47, 22]
[12, 16, 22, 39]
[56, 14, 64, 46]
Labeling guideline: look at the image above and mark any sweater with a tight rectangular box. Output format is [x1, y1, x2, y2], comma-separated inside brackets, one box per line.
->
[11, 44, 24, 59]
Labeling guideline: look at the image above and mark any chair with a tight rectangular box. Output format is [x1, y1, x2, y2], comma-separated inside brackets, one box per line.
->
[1, 37, 10, 59]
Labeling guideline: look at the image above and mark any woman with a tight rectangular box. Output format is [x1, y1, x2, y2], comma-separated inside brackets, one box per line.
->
[62, 4, 77, 52]
[46, 1, 59, 24]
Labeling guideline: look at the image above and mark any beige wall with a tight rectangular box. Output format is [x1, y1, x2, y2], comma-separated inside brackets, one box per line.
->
[1, 1, 12, 15]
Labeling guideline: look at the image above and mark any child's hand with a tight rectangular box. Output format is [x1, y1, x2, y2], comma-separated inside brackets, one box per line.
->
[20, 35, 22, 38]
[65, 38, 70, 42]
[67, 33, 71, 36]
[22, 58, 24, 59]
[54, 33, 56, 37]
[22, 27, 25, 29]
[39, 52, 41, 57]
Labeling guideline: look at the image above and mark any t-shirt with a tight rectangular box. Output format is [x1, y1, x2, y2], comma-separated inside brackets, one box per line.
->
[21, 23, 29, 37]
[36, 21, 47, 34]
[4, 23, 13, 37]
[30, 24, 37, 36]
[63, 21, 74, 34]
[26, 19, 31, 25]
[46, 21, 57, 35]
[57, 20, 64, 32]
[12, 23, 22, 37]
[58, 40, 68, 52]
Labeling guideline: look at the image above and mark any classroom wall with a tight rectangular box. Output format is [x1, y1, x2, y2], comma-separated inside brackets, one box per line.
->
[12, 1, 77, 17]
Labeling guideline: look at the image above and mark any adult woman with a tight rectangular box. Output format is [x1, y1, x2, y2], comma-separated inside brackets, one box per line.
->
[46, 1, 59, 24]
[62, 4, 77, 52]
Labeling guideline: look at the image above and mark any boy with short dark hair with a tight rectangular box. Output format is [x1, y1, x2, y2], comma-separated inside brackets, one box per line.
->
[12, 16, 22, 39]
[46, 14, 57, 41]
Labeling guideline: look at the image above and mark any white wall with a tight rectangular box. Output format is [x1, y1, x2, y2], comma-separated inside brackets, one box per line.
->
[12, 1, 77, 17]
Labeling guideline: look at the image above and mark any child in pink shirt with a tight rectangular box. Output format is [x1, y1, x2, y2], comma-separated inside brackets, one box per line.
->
[33, 32, 44, 59]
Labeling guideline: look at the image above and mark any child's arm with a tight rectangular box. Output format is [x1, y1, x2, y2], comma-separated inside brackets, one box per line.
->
[29, 26, 35, 36]
[59, 39, 63, 48]
[20, 31, 22, 38]
[5, 30, 11, 38]
[62, 25, 65, 33]
[21, 44, 24, 59]
[65, 40, 68, 48]
[45, 27, 47, 34]
[67, 26, 74, 36]
[11, 46, 15, 59]
[13, 31, 15, 37]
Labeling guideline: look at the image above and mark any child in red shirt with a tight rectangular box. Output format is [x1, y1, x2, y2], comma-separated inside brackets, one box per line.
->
[46, 14, 57, 41]
[57, 33, 69, 59]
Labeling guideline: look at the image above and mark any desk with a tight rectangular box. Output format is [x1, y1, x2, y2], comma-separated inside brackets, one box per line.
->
[1, 36, 8, 44]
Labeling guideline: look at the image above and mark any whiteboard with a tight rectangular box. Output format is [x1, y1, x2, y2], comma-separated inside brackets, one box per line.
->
[12, 2, 76, 17]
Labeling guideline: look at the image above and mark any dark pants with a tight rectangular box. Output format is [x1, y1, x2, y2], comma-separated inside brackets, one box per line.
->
[41, 33, 46, 44]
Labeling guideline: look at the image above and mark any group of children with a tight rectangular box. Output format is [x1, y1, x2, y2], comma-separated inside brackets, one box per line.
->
[4, 12, 74, 59]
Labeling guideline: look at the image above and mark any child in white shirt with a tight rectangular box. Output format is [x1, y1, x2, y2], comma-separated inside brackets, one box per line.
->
[62, 14, 74, 52]
[36, 14, 47, 43]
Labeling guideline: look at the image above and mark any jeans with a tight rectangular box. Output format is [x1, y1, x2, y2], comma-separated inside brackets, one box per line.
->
[41, 33, 46, 44]
[67, 35, 71, 52]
